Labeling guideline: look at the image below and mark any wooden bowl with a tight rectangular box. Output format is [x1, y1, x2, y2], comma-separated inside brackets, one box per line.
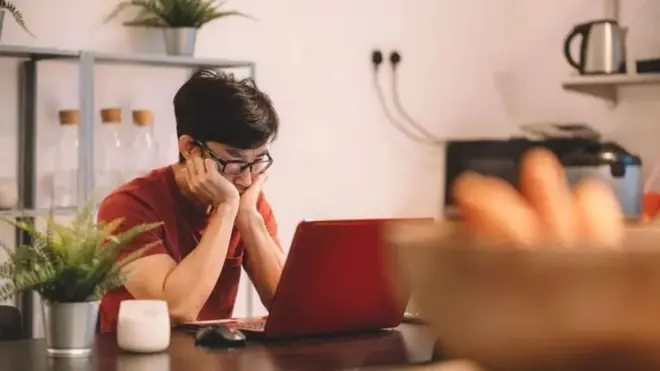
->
[386, 221, 660, 370]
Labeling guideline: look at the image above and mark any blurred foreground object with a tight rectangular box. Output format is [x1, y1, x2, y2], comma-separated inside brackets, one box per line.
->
[386, 219, 660, 370]
[383, 147, 660, 369]
[643, 192, 660, 221]
[451, 148, 625, 250]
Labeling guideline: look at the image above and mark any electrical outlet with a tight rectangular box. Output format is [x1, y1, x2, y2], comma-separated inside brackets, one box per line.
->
[390, 51, 401, 67]
[371, 50, 383, 68]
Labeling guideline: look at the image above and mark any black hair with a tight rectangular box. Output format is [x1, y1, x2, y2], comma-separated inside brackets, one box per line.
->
[174, 69, 279, 161]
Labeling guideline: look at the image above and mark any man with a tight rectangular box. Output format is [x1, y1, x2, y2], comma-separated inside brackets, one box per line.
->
[98, 70, 285, 333]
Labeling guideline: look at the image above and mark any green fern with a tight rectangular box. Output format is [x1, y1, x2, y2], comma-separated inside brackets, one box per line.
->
[0, 196, 163, 303]
[0, 0, 35, 37]
[105, 0, 254, 29]
[0, 261, 13, 278]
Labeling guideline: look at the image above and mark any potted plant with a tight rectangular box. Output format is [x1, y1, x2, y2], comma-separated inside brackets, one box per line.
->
[0, 0, 34, 41]
[104, 0, 254, 56]
[0, 198, 162, 357]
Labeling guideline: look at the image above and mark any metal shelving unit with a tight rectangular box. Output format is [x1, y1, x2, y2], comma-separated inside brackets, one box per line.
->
[0, 43, 256, 338]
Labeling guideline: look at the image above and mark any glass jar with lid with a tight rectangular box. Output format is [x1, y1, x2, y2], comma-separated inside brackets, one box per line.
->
[52, 109, 79, 207]
[126, 109, 159, 180]
[96, 108, 125, 197]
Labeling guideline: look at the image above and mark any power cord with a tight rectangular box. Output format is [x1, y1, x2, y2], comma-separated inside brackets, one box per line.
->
[371, 50, 440, 146]
[389, 51, 442, 143]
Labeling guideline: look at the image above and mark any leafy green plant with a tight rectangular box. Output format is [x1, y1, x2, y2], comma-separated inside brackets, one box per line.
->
[0, 0, 34, 37]
[0, 198, 162, 303]
[105, 0, 254, 29]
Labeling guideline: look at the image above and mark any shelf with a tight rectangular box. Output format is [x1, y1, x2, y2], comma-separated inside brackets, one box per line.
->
[0, 44, 253, 69]
[562, 73, 660, 105]
[0, 44, 79, 60]
[90, 51, 253, 69]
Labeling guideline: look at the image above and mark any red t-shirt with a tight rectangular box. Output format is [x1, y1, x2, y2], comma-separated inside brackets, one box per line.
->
[97, 165, 280, 333]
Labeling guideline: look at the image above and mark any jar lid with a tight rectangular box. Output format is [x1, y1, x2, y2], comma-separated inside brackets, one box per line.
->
[132, 110, 153, 126]
[58, 109, 79, 125]
[100, 108, 122, 123]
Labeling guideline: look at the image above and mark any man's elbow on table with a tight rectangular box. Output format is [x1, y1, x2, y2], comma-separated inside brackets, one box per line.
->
[122, 255, 202, 324]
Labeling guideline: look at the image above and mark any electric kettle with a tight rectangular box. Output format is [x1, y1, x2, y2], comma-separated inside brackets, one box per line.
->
[563, 19, 627, 75]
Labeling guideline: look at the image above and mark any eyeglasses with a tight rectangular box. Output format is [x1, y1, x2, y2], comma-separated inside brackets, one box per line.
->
[193, 139, 273, 176]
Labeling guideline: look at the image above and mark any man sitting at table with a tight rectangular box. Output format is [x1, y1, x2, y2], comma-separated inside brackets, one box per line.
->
[97, 70, 285, 333]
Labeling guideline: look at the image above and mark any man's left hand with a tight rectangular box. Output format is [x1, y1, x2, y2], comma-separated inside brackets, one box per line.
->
[236, 174, 267, 227]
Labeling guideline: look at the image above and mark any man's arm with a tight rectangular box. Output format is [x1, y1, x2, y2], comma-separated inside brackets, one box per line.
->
[101, 194, 239, 323]
[237, 196, 285, 310]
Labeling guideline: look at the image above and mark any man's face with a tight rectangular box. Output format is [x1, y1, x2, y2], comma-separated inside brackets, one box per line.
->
[204, 141, 271, 194]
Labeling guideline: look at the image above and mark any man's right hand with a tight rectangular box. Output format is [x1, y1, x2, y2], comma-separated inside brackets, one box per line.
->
[185, 156, 239, 206]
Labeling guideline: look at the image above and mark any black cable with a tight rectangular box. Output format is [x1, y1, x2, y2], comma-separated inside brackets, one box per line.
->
[371, 50, 439, 146]
[389, 51, 442, 143]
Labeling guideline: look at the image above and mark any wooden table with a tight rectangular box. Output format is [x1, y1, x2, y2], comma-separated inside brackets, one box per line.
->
[0, 324, 439, 371]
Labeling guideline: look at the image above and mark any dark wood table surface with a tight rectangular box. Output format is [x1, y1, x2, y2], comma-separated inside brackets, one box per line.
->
[0, 324, 438, 371]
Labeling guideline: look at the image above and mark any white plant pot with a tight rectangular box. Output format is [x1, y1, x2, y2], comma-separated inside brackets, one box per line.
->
[43, 301, 100, 357]
[163, 27, 197, 56]
[117, 300, 170, 353]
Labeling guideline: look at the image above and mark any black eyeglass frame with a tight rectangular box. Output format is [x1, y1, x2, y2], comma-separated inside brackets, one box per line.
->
[193, 139, 273, 175]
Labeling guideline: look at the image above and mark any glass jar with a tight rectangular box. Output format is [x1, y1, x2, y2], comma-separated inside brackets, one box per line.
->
[127, 109, 159, 180]
[52, 109, 79, 208]
[95, 108, 125, 198]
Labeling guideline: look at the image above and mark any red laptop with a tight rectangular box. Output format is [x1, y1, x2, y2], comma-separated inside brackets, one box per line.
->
[233, 218, 426, 339]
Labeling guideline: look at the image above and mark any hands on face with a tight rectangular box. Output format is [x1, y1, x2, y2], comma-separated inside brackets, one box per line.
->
[184, 156, 239, 206]
[238, 173, 267, 215]
[452, 148, 625, 249]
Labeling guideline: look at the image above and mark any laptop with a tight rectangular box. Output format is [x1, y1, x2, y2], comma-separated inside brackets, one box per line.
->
[232, 218, 427, 340]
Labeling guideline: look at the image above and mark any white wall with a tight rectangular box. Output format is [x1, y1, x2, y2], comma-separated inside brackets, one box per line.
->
[2, 0, 660, 331]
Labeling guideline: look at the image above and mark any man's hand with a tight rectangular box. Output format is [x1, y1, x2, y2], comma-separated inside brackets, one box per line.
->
[185, 156, 239, 206]
[233, 172, 283, 308]
[236, 174, 267, 227]
[452, 147, 625, 249]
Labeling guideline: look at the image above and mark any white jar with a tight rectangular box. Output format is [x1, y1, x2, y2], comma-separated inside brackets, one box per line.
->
[117, 300, 170, 353]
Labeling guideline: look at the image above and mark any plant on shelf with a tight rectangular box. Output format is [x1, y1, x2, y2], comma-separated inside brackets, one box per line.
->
[0, 197, 162, 356]
[0, 0, 35, 39]
[104, 0, 254, 56]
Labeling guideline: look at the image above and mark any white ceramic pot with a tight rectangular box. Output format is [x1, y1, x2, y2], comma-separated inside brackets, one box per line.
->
[117, 300, 170, 353]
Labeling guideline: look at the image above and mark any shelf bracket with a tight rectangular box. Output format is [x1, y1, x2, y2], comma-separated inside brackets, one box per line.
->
[78, 52, 95, 204]
[16, 59, 38, 338]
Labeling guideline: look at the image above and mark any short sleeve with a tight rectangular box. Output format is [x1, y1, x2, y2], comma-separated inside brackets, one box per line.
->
[257, 192, 281, 248]
[97, 191, 167, 260]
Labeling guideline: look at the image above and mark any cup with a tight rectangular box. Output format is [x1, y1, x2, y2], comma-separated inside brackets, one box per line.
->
[117, 300, 170, 353]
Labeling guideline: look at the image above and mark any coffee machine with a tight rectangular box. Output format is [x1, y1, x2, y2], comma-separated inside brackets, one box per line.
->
[444, 124, 642, 219]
